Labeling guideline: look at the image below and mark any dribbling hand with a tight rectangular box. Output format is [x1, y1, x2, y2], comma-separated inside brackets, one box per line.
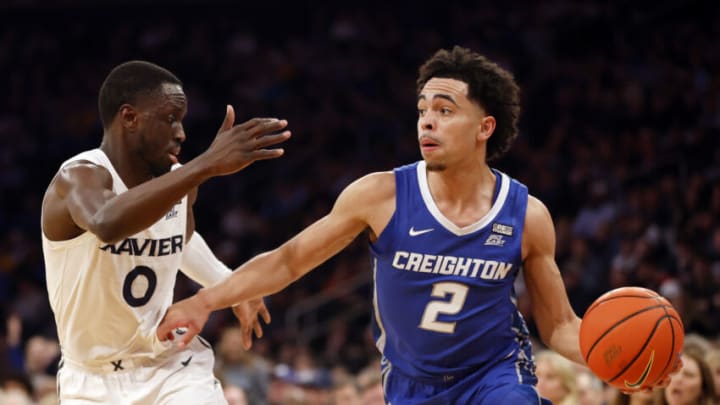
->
[197, 105, 291, 177]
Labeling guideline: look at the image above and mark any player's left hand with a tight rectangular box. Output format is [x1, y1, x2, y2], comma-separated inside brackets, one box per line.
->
[231, 298, 271, 350]
[157, 294, 212, 349]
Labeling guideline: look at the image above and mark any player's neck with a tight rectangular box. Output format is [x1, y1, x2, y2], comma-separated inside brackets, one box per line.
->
[100, 135, 153, 188]
[426, 161, 495, 205]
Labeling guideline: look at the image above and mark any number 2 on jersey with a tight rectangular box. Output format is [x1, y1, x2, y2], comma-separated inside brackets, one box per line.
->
[419, 282, 469, 334]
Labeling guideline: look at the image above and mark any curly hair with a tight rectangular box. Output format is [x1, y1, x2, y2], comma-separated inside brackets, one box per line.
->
[416, 46, 521, 163]
[98, 60, 182, 129]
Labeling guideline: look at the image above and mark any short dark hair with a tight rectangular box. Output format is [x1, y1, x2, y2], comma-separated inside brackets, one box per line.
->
[98, 61, 182, 129]
[416, 46, 521, 162]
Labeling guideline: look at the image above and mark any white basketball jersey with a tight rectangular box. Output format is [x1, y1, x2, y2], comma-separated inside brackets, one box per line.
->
[42, 148, 188, 367]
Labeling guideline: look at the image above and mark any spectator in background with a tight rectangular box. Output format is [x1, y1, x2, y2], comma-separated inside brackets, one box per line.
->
[22, 335, 59, 400]
[356, 367, 384, 405]
[653, 349, 719, 405]
[572, 180, 616, 240]
[330, 375, 362, 405]
[0, 390, 33, 405]
[576, 368, 606, 405]
[224, 384, 250, 405]
[0, 372, 34, 405]
[535, 350, 579, 405]
[1, 313, 23, 372]
[217, 326, 273, 405]
[705, 348, 720, 398]
[684, 254, 720, 337]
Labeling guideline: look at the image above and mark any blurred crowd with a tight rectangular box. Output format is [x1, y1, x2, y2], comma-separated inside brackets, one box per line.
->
[1, 0, 719, 404]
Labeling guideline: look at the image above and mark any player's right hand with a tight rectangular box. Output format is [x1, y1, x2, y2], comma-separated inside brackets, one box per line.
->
[157, 294, 212, 349]
[198, 105, 291, 176]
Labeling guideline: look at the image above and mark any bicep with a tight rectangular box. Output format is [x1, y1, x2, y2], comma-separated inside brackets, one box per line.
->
[522, 196, 576, 330]
[523, 251, 568, 317]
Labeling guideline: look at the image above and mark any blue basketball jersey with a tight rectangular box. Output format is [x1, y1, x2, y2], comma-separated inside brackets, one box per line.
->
[370, 161, 535, 382]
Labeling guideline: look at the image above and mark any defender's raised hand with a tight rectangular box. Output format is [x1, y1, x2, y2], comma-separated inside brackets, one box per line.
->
[196, 105, 291, 177]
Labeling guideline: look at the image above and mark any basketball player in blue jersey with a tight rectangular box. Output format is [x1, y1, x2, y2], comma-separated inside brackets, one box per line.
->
[41, 61, 289, 404]
[158, 46, 585, 404]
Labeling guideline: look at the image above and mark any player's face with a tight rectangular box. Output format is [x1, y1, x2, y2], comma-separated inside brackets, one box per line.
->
[665, 354, 703, 405]
[417, 78, 487, 171]
[135, 83, 187, 176]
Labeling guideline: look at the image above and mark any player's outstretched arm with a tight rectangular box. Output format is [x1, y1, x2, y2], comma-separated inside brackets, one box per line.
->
[157, 172, 394, 347]
[522, 195, 584, 365]
[44, 106, 290, 243]
[180, 230, 270, 349]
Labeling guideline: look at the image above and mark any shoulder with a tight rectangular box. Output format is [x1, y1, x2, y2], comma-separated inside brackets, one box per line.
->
[333, 171, 396, 233]
[522, 194, 556, 258]
[52, 160, 113, 196]
[342, 171, 395, 199]
[525, 195, 551, 225]
[335, 171, 395, 211]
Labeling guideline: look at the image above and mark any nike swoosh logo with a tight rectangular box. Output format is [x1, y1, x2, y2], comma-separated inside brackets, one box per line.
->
[181, 355, 193, 367]
[624, 350, 655, 389]
[409, 227, 434, 236]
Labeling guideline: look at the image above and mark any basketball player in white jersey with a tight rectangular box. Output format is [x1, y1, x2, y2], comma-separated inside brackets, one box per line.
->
[41, 61, 290, 404]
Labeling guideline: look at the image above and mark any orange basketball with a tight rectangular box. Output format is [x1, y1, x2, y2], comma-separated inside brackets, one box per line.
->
[579, 286, 684, 392]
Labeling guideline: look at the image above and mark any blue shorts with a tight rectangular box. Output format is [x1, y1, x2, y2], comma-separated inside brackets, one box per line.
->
[382, 353, 551, 405]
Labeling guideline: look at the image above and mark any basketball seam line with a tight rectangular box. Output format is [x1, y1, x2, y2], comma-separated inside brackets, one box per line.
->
[606, 315, 674, 384]
[584, 294, 662, 318]
[584, 302, 669, 367]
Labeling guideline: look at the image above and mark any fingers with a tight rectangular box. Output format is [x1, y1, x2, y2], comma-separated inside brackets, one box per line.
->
[156, 319, 176, 341]
[238, 118, 288, 133]
[157, 316, 199, 349]
[220, 105, 236, 132]
[253, 320, 263, 339]
[260, 305, 271, 324]
[251, 148, 285, 161]
[254, 131, 292, 149]
[241, 323, 253, 350]
[158, 320, 188, 343]
[177, 325, 199, 349]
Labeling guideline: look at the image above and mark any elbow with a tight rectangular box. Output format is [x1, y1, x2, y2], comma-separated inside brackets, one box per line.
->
[87, 215, 123, 244]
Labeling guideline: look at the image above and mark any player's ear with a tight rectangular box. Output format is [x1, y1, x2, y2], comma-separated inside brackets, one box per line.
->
[477, 115, 496, 142]
[118, 104, 138, 132]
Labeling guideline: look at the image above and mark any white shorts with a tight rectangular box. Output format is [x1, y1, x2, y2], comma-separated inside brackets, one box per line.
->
[57, 337, 227, 405]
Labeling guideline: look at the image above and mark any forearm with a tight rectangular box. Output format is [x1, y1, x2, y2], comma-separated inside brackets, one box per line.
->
[90, 162, 211, 241]
[542, 316, 585, 365]
[180, 232, 232, 287]
[198, 249, 297, 310]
